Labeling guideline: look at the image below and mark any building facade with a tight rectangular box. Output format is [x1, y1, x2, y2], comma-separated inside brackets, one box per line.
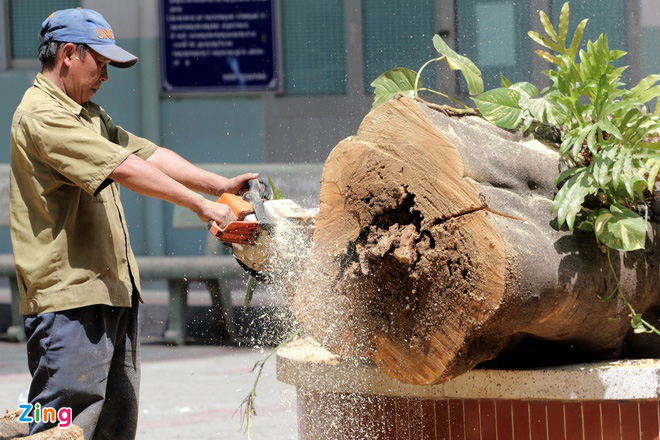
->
[0, 0, 658, 255]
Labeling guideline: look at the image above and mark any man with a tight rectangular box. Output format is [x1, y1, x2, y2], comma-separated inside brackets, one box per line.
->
[9, 8, 257, 439]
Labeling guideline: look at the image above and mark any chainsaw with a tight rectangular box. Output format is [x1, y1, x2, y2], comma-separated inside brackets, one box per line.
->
[207, 179, 317, 281]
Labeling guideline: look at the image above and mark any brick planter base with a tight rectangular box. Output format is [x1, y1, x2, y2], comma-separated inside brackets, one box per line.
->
[277, 339, 660, 440]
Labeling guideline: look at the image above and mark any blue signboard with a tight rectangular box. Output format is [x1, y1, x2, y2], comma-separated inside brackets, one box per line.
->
[160, 0, 279, 93]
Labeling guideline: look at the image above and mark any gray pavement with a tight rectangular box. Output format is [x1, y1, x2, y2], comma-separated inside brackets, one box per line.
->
[0, 340, 298, 439]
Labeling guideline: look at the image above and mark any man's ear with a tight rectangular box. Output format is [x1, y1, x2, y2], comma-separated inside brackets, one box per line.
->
[60, 43, 78, 67]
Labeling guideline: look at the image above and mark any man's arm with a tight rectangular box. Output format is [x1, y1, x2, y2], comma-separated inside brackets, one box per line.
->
[109, 154, 236, 226]
[146, 147, 258, 196]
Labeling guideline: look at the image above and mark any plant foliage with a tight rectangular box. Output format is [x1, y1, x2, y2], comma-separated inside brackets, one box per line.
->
[370, 36, 483, 112]
[474, 2, 660, 253]
[370, 2, 660, 335]
[370, 67, 420, 108]
[478, 2, 660, 334]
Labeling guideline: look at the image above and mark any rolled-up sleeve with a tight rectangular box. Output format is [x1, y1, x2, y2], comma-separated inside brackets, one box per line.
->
[26, 112, 131, 196]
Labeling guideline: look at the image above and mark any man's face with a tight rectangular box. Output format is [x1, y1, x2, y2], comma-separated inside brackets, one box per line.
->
[64, 46, 110, 104]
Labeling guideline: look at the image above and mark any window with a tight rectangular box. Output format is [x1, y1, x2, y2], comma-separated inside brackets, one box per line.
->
[282, 0, 346, 95]
[641, 14, 660, 78]
[0, 0, 79, 68]
[457, 0, 531, 92]
[362, 0, 436, 94]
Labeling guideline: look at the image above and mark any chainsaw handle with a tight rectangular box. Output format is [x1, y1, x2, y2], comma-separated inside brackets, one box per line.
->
[243, 178, 273, 200]
[207, 220, 259, 245]
[245, 179, 260, 194]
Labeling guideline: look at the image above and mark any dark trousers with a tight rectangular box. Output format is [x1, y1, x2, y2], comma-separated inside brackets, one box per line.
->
[24, 295, 140, 440]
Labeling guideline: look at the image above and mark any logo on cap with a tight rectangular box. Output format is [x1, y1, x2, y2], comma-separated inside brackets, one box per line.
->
[95, 28, 114, 40]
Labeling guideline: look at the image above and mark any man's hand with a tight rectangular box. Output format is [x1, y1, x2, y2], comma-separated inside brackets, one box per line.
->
[196, 198, 236, 228]
[226, 173, 260, 195]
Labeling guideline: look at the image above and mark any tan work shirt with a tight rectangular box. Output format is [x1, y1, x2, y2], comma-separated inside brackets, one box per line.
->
[10, 73, 158, 315]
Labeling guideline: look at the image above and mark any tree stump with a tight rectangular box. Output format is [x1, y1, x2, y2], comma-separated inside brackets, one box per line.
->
[288, 97, 660, 385]
[0, 409, 83, 440]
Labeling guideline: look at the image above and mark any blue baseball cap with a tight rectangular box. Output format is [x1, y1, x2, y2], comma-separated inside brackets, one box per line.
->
[40, 8, 138, 68]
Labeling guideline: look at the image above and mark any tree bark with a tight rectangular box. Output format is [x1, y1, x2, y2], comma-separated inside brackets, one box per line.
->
[288, 97, 660, 385]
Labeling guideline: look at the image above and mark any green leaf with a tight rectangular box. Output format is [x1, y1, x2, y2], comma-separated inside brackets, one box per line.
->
[618, 108, 640, 133]
[560, 135, 574, 156]
[525, 94, 568, 125]
[643, 123, 660, 139]
[473, 88, 523, 129]
[624, 117, 647, 143]
[624, 174, 647, 200]
[558, 2, 570, 44]
[581, 208, 607, 233]
[535, 49, 563, 66]
[244, 275, 258, 310]
[500, 73, 512, 88]
[510, 82, 538, 98]
[641, 141, 660, 151]
[268, 176, 284, 200]
[646, 159, 660, 190]
[586, 125, 597, 153]
[539, 10, 559, 42]
[570, 126, 592, 161]
[555, 166, 581, 185]
[598, 118, 623, 140]
[528, 31, 563, 53]
[578, 221, 594, 232]
[568, 19, 589, 60]
[593, 211, 612, 237]
[592, 155, 611, 186]
[370, 67, 419, 109]
[595, 204, 646, 251]
[630, 74, 660, 102]
[612, 156, 625, 187]
[632, 74, 660, 93]
[433, 35, 484, 95]
[609, 50, 627, 62]
[632, 85, 660, 104]
[631, 314, 648, 333]
[552, 170, 597, 229]
[617, 154, 632, 190]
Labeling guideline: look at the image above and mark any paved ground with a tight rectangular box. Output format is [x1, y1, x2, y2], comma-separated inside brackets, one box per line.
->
[0, 340, 298, 439]
[0, 274, 299, 438]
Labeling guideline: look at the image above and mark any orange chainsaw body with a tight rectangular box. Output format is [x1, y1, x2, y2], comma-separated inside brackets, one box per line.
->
[208, 193, 259, 245]
[217, 193, 253, 220]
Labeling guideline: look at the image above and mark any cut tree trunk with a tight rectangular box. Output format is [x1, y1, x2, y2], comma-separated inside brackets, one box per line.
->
[0, 410, 27, 440]
[287, 97, 660, 385]
[0, 409, 83, 440]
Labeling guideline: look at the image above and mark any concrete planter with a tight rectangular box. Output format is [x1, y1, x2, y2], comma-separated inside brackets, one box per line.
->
[277, 338, 660, 440]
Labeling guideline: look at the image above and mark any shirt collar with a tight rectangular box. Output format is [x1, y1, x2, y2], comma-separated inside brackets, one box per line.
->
[33, 73, 90, 120]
